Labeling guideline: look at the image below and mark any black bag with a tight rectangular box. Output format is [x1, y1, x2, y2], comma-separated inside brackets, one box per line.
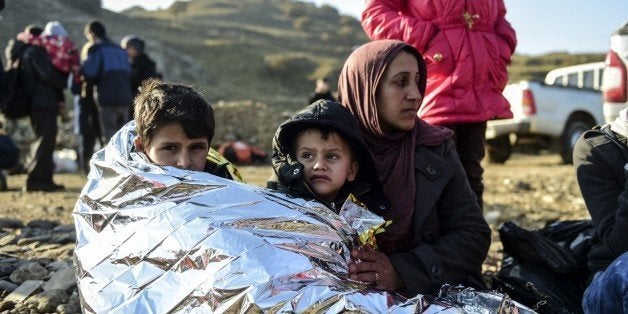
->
[0, 43, 33, 119]
[491, 220, 594, 313]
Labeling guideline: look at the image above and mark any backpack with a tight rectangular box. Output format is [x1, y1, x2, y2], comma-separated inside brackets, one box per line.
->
[491, 220, 594, 313]
[0, 42, 33, 119]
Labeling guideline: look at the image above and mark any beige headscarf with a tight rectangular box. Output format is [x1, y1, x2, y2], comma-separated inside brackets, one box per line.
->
[337, 40, 452, 253]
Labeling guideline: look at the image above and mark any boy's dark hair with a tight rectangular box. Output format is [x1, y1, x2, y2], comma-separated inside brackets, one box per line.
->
[134, 78, 215, 146]
[289, 125, 356, 162]
[85, 20, 106, 39]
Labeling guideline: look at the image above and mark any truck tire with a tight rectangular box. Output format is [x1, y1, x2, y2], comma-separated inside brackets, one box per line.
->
[560, 120, 593, 164]
[486, 135, 512, 164]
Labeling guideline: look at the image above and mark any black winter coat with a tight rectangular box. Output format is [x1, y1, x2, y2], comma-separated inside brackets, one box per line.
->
[270, 99, 388, 214]
[573, 127, 628, 273]
[389, 139, 491, 295]
[130, 53, 161, 97]
[7, 40, 66, 110]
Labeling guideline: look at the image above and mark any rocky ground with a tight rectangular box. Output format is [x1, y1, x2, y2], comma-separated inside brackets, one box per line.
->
[0, 151, 590, 313]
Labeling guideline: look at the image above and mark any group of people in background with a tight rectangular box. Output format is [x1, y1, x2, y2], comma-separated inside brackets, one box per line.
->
[1, 18, 161, 191]
[0, 0, 624, 311]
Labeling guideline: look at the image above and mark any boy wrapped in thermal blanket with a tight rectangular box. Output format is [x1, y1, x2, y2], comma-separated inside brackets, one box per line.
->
[73, 122, 535, 313]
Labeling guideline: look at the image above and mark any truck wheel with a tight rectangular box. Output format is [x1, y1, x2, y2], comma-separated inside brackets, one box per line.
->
[486, 135, 512, 164]
[560, 120, 593, 164]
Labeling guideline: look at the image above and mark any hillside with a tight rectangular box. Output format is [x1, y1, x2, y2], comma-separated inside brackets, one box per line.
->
[0, 0, 367, 109]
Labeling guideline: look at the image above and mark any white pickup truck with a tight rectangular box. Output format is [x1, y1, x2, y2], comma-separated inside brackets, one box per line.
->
[486, 62, 605, 164]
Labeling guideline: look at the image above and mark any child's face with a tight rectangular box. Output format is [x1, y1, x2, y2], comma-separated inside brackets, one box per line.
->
[134, 122, 209, 172]
[294, 129, 357, 202]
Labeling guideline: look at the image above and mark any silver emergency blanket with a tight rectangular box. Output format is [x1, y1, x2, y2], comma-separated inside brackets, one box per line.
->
[73, 122, 536, 313]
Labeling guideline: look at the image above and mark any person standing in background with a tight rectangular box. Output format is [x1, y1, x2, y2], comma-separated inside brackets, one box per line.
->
[120, 34, 162, 118]
[361, 0, 517, 208]
[81, 20, 132, 143]
[308, 77, 336, 105]
[6, 25, 67, 191]
[73, 35, 102, 174]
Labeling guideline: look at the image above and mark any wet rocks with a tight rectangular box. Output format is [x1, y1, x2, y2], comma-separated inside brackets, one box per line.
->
[0, 218, 78, 314]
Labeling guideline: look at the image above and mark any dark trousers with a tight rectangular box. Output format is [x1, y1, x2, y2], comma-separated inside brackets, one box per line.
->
[440, 122, 486, 209]
[79, 96, 101, 174]
[27, 107, 58, 184]
[0, 135, 19, 170]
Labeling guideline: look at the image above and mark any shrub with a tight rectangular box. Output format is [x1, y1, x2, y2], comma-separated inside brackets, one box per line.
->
[66, 0, 101, 14]
[282, 3, 307, 18]
[168, 1, 189, 14]
[293, 16, 312, 31]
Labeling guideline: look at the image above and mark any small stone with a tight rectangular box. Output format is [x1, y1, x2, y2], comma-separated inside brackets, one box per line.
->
[0, 300, 16, 311]
[9, 263, 48, 284]
[0, 234, 17, 246]
[47, 261, 69, 272]
[17, 234, 52, 246]
[0, 279, 18, 293]
[50, 232, 75, 244]
[26, 220, 58, 230]
[52, 225, 74, 233]
[30, 289, 68, 313]
[0, 219, 24, 229]
[42, 267, 76, 292]
[3, 280, 43, 303]
[0, 263, 16, 277]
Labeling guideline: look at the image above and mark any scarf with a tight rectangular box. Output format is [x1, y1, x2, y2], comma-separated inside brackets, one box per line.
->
[610, 108, 628, 138]
[338, 40, 452, 252]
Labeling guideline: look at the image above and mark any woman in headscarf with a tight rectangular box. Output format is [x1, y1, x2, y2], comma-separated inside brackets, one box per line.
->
[337, 39, 491, 296]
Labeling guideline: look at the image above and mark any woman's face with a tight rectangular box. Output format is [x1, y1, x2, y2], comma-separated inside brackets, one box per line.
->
[376, 51, 422, 134]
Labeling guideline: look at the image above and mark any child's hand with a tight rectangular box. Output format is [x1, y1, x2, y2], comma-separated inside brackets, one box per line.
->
[348, 244, 405, 291]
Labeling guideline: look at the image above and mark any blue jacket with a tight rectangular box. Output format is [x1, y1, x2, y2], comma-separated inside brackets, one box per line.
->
[82, 39, 132, 107]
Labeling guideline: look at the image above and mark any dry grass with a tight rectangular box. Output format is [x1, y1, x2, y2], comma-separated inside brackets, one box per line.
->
[238, 164, 275, 187]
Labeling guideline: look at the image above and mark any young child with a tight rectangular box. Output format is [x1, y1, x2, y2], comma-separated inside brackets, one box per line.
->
[132, 78, 243, 181]
[269, 99, 387, 214]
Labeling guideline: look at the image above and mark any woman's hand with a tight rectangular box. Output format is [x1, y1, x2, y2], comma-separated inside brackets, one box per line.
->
[348, 245, 405, 291]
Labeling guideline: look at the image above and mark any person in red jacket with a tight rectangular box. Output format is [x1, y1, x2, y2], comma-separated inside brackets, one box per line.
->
[361, 0, 517, 208]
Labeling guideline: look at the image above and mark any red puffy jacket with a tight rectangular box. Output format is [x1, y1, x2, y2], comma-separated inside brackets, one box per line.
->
[362, 0, 517, 125]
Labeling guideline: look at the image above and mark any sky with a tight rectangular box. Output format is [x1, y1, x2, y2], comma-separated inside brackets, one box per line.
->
[101, 0, 628, 56]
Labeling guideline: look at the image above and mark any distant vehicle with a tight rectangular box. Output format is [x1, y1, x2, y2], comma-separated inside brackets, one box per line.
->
[602, 21, 628, 124]
[486, 62, 605, 164]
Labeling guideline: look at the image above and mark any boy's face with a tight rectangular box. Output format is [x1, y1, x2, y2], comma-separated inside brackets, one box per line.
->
[294, 129, 357, 202]
[134, 122, 209, 171]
